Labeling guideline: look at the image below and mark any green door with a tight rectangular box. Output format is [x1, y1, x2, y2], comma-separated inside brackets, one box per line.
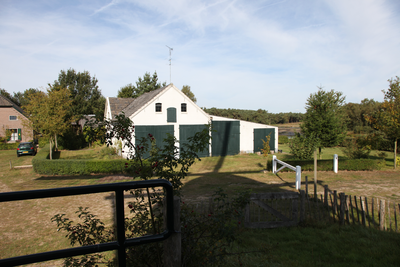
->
[211, 121, 240, 156]
[135, 125, 174, 159]
[179, 125, 209, 158]
[254, 128, 275, 153]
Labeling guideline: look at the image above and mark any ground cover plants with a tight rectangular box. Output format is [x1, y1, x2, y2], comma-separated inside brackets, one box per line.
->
[0, 139, 399, 266]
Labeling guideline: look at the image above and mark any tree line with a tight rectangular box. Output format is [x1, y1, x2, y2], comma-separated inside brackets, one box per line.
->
[202, 108, 303, 125]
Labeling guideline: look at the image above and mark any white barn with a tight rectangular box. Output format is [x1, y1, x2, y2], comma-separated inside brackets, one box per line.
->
[104, 83, 278, 157]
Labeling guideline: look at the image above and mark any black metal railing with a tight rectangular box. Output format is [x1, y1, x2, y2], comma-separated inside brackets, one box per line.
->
[0, 179, 174, 267]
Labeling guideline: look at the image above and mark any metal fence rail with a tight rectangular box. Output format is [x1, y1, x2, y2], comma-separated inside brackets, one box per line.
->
[0, 179, 174, 267]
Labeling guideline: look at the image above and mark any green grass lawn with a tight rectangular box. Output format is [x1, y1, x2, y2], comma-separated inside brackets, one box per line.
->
[0, 145, 399, 266]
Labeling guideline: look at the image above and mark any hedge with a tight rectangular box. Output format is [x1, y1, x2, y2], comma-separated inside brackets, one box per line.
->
[0, 142, 20, 150]
[268, 158, 385, 172]
[32, 144, 145, 175]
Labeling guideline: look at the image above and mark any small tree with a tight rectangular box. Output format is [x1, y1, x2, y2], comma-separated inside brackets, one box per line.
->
[260, 134, 271, 169]
[22, 88, 75, 159]
[365, 76, 400, 168]
[289, 133, 320, 160]
[301, 87, 347, 158]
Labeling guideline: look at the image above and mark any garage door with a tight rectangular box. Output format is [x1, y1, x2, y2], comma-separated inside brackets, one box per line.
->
[179, 125, 209, 158]
[254, 128, 275, 153]
[135, 125, 174, 158]
[211, 121, 240, 156]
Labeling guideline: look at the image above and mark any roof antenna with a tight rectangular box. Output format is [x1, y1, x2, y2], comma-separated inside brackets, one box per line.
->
[166, 45, 173, 84]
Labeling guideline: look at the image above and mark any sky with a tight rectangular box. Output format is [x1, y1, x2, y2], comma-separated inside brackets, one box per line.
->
[1, 0, 400, 113]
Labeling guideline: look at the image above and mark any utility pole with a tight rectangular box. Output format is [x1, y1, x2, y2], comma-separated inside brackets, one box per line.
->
[166, 45, 173, 84]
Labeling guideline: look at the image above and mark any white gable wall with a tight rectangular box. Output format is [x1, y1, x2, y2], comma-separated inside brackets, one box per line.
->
[130, 84, 210, 142]
[240, 120, 278, 153]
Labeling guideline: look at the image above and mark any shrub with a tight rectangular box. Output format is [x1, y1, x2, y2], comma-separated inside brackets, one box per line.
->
[38, 137, 50, 148]
[288, 133, 319, 160]
[278, 135, 289, 144]
[98, 146, 117, 159]
[0, 142, 19, 150]
[342, 137, 371, 159]
[58, 129, 87, 150]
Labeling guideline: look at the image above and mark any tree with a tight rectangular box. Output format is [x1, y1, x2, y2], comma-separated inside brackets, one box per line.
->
[22, 88, 75, 159]
[301, 87, 347, 158]
[0, 88, 20, 106]
[50, 69, 105, 122]
[12, 88, 41, 107]
[366, 76, 400, 168]
[117, 83, 135, 98]
[181, 85, 197, 103]
[117, 71, 166, 98]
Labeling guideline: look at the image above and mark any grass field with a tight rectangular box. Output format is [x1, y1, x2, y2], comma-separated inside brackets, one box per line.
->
[0, 145, 399, 266]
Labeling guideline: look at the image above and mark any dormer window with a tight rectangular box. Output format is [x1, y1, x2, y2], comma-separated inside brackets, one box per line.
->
[181, 103, 187, 112]
[155, 103, 162, 112]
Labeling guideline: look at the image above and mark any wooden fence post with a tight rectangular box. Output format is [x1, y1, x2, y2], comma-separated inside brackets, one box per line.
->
[372, 197, 375, 227]
[300, 190, 305, 223]
[333, 191, 338, 221]
[163, 196, 181, 267]
[395, 203, 398, 233]
[365, 197, 370, 227]
[349, 195, 355, 225]
[324, 185, 328, 209]
[388, 200, 391, 231]
[339, 193, 345, 225]
[354, 196, 360, 224]
[345, 195, 350, 225]
[380, 199, 385, 231]
[361, 197, 366, 227]
[305, 176, 308, 196]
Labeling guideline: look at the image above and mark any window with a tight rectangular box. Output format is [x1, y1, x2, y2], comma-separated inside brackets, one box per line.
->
[181, 103, 187, 112]
[155, 103, 162, 112]
[7, 129, 20, 141]
[9, 116, 17, 121]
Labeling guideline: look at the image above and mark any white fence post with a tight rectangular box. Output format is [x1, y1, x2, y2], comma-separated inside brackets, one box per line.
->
[296, 166, 301, 190]
[272, 155, 277, 173]
[333, 154, 338, 173]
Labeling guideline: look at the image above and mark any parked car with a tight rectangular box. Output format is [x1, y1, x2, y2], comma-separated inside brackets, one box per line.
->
[17, 142, 37, 157]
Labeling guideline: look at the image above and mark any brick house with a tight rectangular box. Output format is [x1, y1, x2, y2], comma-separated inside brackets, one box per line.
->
[0, 95, 33, 142]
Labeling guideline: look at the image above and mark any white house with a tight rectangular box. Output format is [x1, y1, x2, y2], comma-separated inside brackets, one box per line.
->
[104, 83, 278, 158]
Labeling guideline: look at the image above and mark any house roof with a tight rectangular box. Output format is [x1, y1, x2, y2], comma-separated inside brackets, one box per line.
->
[108, 97, 135, 119]
[108, 85, 169, 119]
[0, 95, 26, 117]
[122, 85, 168, 117]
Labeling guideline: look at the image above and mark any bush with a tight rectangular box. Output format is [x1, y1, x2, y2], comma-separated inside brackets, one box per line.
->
[98, 146, 117, 159]
[58, 129, 87, 150]
[0, 142, 19, 150]
[288, 134, 319, 160]
[278, 135, 289, 144]
[32, 144, 139, 175]
[38, 137, 50, 148]
[33, 158, 139, 175]
[342, 137, 371, 159]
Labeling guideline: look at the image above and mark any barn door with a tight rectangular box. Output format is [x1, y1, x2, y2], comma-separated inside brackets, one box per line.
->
[179, 125, 209, 158]
[254, 128, 275, 153]
[135, 125, 174, 158]
[211, 121, 240, 156]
